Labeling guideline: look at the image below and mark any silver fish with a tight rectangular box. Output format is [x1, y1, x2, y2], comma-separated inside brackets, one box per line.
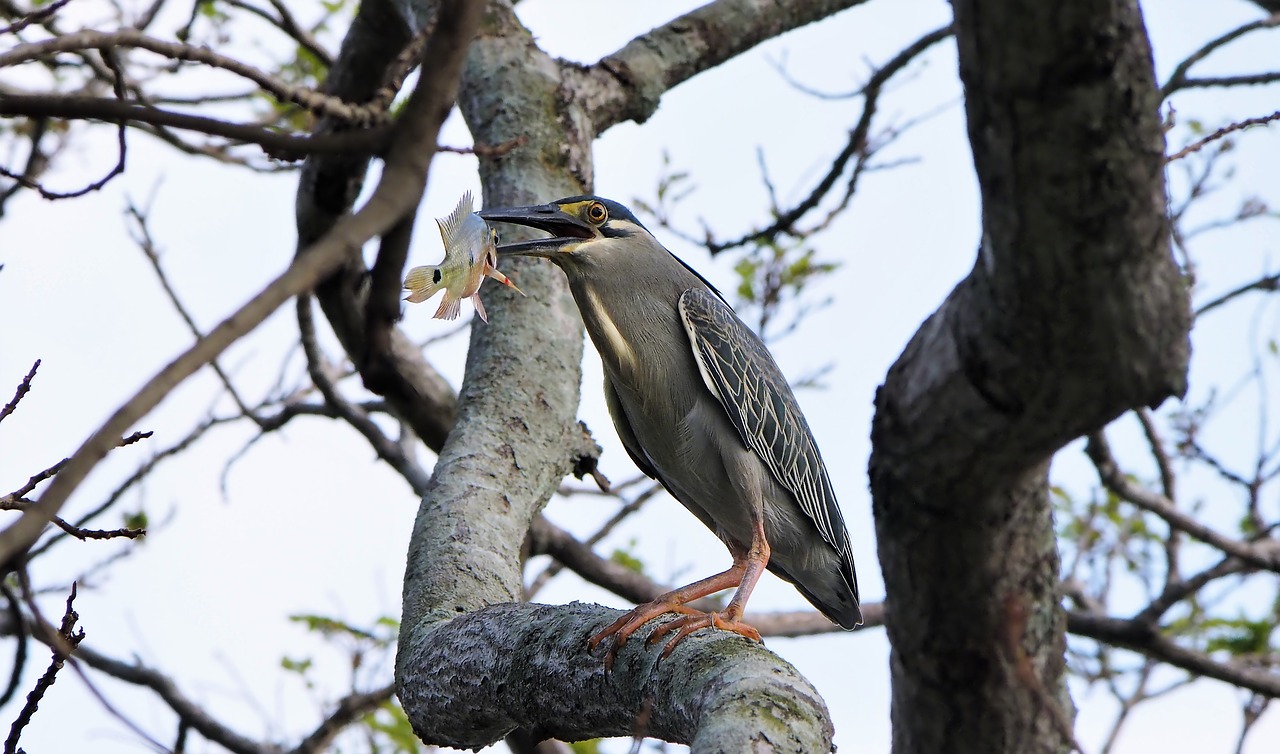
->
[403, 191, 522, 322]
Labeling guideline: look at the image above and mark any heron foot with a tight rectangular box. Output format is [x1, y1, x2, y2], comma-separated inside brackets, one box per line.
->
[646, 611, 762, 660]
[588, 602, 702, 670]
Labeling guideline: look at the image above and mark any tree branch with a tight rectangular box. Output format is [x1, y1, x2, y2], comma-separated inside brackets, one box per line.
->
[584, 0, 872, 132]
[397, 602, 834, 750]
[1085, 432, 1280, 572]
[0, 93, 390, 160]
[1067, 611, 1280, 697]
[1160, 13, 1280, 97]
[0, 29, 371, 123]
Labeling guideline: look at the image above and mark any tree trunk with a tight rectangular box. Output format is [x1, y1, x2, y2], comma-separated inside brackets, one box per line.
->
[871, 1, 1190, 752]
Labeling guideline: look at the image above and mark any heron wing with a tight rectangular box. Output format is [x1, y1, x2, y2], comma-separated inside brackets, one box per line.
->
[678, 287, 855, 574]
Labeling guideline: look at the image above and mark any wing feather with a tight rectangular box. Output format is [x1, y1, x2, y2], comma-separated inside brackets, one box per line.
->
[678, 287, 854, 572]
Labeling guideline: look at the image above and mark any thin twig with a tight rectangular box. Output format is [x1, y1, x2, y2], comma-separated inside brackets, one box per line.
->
[1196, 272, 1280, 317]
[0, 360, 39, 425]
[0, 582, 26, 708]
[697, 24, 952, 255]
[0, 29, 372, 123]
[1086, 433, 1280, 573]
[298, 295, 432, 495]
[127, 200, 261, 422]
[4, 583, 83, 754]
[0, 93, 390, 161]
[1166, 111, 1280, 163]
[0, 0, 73, 36]
[1161, 14, 1280, 97]
[3, 431, 153, 502]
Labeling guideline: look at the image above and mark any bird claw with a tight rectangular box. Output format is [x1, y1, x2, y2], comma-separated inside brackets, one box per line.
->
[646, 612, 763, 660]
[588, 603, 701, 671]
[589, 605, 762, 670]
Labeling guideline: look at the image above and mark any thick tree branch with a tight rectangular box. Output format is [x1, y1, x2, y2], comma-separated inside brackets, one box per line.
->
[397, 602, 834, 750]
[584, 0, 871, 132]
[870, 1, 1190, 752]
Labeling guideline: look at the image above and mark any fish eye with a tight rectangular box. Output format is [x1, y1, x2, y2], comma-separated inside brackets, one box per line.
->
[586, 201, 607, 225]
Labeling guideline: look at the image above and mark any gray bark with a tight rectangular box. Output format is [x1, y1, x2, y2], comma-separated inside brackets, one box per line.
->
[870, 1, 1190, 753]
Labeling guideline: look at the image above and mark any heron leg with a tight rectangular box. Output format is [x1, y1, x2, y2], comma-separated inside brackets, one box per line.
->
[647, 518, 770, 658]
[588, 519, 770, 668]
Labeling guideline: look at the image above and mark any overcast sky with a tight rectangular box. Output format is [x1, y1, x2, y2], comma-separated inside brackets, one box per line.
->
[2, 1, 1278, 752]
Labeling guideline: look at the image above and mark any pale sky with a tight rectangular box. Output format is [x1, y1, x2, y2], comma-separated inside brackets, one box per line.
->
[2, 1, 1278, 752]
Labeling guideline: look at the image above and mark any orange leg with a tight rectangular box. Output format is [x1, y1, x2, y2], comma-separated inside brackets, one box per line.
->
[589, 518, 771, 668]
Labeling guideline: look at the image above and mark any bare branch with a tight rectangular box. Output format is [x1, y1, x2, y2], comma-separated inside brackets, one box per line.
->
[289, 684, 395, 754]
[0, 29, 372, 124]
[0, 360, 39, 426]
[3, 431, 152, 503]
[4, 583, 83, 754]
[0, 0, 72, 36]
[224, 0, 334, 69]
[1067, 611, 1280, 698]
[1196, 271, 1280, 317]
[1085, 432, 1280, 572]
[0, 93, 389, 160]
[69, 644, 268, 754]
[1161, 13, 1280, 97]
[586, 0, 873, 131]
[1175, 72, 1280, 90]
[1165, 110, 1280, 163]
[127, 200, 260, 421]
[693, 24, 953, 255]
[0, 582, 26, 708]
[298, 294, 431, 494]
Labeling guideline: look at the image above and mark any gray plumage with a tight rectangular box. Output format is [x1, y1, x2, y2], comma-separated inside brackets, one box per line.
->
[480, 196, 861, 632]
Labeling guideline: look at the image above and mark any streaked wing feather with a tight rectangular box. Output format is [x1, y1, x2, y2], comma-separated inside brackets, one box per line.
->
[678, 287, 852, 560]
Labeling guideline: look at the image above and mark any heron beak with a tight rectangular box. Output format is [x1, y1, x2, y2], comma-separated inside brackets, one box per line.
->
[478, 204, 594, 257]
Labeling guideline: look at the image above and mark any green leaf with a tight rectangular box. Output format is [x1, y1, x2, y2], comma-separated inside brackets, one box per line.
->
[362, 700, 421, 754]
[281, 656, 313, 675]
[123, 510, 148, 530]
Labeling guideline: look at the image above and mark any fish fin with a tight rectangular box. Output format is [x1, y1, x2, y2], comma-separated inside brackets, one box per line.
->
[471, 294, 489, 324]
[485, 267, 524, 296]
[436, 190, 475, 252]
[435, 294, 462, 321]
[404, 266, 443, 303]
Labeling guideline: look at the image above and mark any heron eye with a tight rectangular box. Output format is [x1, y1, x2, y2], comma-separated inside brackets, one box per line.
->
[586, 202, 607, 224]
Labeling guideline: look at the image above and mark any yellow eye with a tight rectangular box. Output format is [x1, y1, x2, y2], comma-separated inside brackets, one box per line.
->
[586, 201, 607, 225]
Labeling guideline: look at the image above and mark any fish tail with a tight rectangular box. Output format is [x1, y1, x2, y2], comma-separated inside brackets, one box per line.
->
[434, 293, 462, 320]
[404, 266, 443, 303]
[471, 294, 489, 324]
[436, 190, 475, 251]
